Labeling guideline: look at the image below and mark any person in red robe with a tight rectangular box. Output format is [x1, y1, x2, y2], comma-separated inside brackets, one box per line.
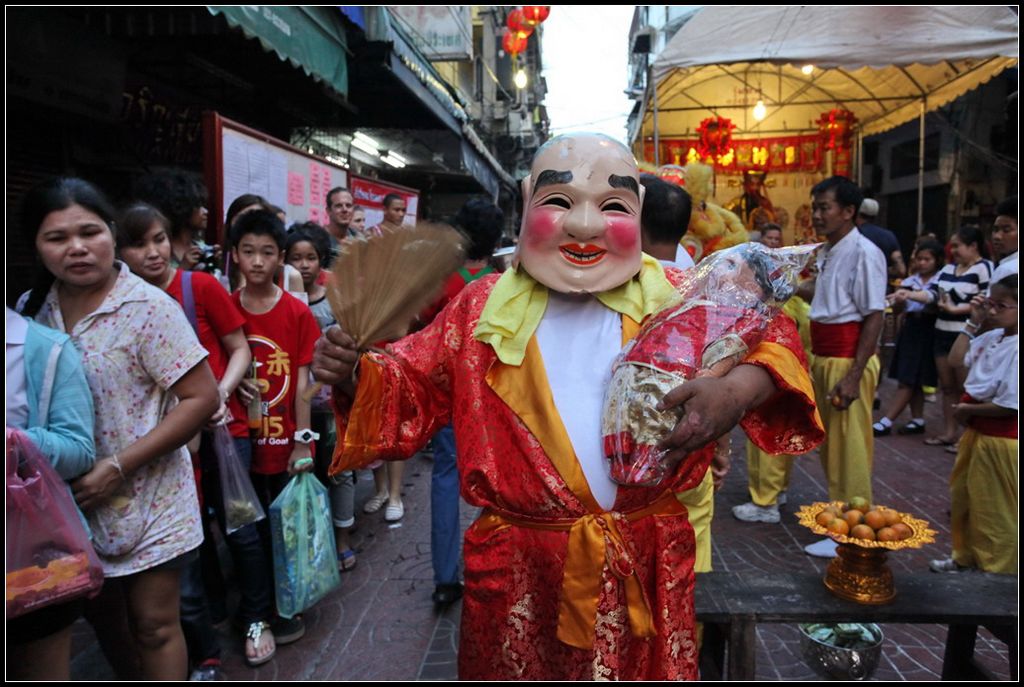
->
[313, 134, 823, 680]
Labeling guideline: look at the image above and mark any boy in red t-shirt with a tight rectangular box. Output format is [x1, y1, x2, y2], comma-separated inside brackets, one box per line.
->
[231, 210, 321, 483]
[231, 209, 322, 644]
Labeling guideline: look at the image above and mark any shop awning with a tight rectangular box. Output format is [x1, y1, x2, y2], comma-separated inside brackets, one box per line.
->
[643, 5, 1018, 140]
[209, 6, 348, 98]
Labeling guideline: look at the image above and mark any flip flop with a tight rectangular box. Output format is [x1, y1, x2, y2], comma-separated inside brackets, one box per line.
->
[337, 549, 357, 572]
[244, 621, 276, 667]
[923, 437, 955, 446]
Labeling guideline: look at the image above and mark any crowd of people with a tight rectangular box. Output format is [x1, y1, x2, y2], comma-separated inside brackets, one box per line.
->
[6, 144, 1016, 680]
[5, 169, 507, 680]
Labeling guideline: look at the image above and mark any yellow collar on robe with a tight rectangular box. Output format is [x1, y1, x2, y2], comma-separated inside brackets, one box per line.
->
[473, 253, 675, 365]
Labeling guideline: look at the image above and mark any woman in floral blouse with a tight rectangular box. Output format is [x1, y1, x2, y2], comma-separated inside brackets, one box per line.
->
[20, 178, 219, 680]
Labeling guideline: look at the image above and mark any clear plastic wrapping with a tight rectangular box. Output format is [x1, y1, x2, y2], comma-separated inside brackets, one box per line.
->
[602, 243, 819, 486]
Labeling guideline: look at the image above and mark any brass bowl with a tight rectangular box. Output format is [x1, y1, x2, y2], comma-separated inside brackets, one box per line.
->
[797, 502, 937, 604]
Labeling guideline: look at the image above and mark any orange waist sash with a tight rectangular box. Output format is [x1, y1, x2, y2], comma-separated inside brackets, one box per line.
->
[473, 491, 687, 650]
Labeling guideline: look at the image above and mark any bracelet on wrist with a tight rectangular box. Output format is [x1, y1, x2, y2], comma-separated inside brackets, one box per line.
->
[964, 320, 982, 329]
[109, 453, 127, 482]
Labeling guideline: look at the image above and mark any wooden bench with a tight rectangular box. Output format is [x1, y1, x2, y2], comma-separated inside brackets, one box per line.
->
[695, 571, 1018, 680]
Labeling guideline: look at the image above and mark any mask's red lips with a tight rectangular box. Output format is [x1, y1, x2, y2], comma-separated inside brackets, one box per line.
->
[559, 243, 606, 266]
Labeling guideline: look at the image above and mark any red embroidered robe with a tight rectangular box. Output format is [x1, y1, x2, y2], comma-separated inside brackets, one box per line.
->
[330, 273, 822, 680]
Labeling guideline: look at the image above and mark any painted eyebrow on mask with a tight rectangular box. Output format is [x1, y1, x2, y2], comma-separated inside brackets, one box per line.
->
[608, 175, 639, 195]
[535, 170, 573, 189]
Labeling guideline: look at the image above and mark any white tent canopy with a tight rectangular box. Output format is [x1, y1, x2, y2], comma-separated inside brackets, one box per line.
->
[644, 5, 1018, 140]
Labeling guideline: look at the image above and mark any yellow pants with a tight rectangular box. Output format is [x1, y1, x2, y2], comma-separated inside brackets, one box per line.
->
[950, 429, 1018, 573]
[811, 354, 880, 504]
[677, 470, 714, 573]
[746, 440, 794, 506]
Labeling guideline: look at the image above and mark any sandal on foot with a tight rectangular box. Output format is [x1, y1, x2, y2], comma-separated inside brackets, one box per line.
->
[923, 436, 955, 446]
[244, 621, 275, 667]
[337, 548, 357, 572]
[363, 491, 389, 514]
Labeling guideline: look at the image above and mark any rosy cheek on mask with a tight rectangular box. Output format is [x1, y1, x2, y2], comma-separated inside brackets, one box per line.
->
[604, 216, 640, 252]
[523, 208, 562, 247]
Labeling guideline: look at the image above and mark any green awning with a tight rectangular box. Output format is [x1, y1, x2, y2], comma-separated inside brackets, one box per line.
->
[209, 6, 348, 97]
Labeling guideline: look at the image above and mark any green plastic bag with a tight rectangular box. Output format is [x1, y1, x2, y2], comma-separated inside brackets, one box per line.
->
[269, 473, 340, 618]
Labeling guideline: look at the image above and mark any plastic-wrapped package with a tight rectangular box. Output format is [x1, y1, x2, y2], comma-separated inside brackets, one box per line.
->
[5, 428, 104, 618]
[213, 423, 266, 534]
[269, 472, 340, 618]
[602, 242, 819, 486]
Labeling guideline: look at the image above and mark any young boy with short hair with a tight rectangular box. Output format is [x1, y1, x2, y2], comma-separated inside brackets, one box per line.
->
[231, 209, 322, 645]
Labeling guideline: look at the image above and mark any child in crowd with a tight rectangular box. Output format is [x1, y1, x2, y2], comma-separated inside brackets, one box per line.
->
[874, 240, 945, 436]
[931, 274, 1018, 573]
[116, 203, 278, 671]
[925, 227, 993, 448]
[231, 210, 322, 644]
[286, 223, 357, 571]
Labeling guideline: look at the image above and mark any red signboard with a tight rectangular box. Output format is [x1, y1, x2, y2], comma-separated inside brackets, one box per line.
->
[643, 134, 823, 174]
[349, 175, 419, 228]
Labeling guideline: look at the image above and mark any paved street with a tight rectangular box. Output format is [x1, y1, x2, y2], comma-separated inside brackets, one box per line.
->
[70, 374, 1013, 680]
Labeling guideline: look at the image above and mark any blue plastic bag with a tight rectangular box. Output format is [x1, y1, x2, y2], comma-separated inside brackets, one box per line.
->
[269, 473, 340, 618]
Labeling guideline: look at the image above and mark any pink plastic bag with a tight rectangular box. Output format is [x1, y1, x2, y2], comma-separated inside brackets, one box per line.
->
[5, 428, 104, 619]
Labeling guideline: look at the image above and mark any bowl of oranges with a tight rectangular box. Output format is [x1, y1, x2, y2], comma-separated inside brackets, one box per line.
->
[798, 499, 937, 604]
[797, 498, 935, 550]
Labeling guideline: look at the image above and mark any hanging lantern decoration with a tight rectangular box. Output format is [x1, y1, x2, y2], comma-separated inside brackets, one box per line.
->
[521, 6, 551, 26]
[507, 8, 534, 37]
[816, 109, 857, 150]
[502, 28, 528, 57]
[696, 116, 736, 163]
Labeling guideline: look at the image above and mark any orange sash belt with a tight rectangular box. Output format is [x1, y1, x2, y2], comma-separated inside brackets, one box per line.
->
[810, 321, 862, 358]
[473, 491, 686, 650]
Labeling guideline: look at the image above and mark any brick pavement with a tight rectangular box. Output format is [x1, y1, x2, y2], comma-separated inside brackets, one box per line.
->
[69, 376, 1013, 680]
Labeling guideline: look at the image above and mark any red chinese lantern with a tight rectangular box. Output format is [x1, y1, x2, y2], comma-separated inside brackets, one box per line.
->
[502, 28, 528, 57]
[696, 116, 736, 161]
[507, 8, 534, 37]
[816, 109, 857, 150]
[522, 6, 551, 26]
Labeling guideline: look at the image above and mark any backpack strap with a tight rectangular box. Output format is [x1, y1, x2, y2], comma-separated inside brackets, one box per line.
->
[181, 271, 199, 334]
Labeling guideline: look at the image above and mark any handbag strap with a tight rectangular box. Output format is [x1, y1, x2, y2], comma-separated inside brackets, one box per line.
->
[36, 341, 63, 428]
[181, 270, 199, 334]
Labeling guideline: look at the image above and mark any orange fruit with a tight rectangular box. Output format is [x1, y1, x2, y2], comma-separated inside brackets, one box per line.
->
[827, 519, 850, 536]
[864, 510, 886, 531]
[826, 505, 843, 517]
[892, 523, 913, 540]
[882, 509, 902, 527]
[843, 509, 864, 528]
[876, 527, 898, 542]
[816, 511, 836, 527]
[851, 524, 876, 541]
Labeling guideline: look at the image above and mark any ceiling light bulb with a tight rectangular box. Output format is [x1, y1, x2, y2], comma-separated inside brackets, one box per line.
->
[514, 68, 528, 89]
[801, 64, 815, 75]
[753, 99, 767, 121]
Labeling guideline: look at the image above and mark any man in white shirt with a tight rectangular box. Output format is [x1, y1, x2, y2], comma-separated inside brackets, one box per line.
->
[991, 196, 1017, 283]
[803, 176, 887, 558]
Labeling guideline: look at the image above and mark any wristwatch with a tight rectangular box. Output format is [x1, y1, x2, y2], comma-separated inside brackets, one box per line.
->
[294, 428, 320, 444]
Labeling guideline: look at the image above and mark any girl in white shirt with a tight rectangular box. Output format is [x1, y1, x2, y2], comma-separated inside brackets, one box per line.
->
[930, 274, 1018, 573]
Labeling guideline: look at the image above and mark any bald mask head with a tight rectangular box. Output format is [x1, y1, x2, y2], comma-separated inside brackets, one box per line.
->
[517, 134, 644, 293]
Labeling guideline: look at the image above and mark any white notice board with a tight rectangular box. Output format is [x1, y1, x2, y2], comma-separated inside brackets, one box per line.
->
[205, 112, 348, 237]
